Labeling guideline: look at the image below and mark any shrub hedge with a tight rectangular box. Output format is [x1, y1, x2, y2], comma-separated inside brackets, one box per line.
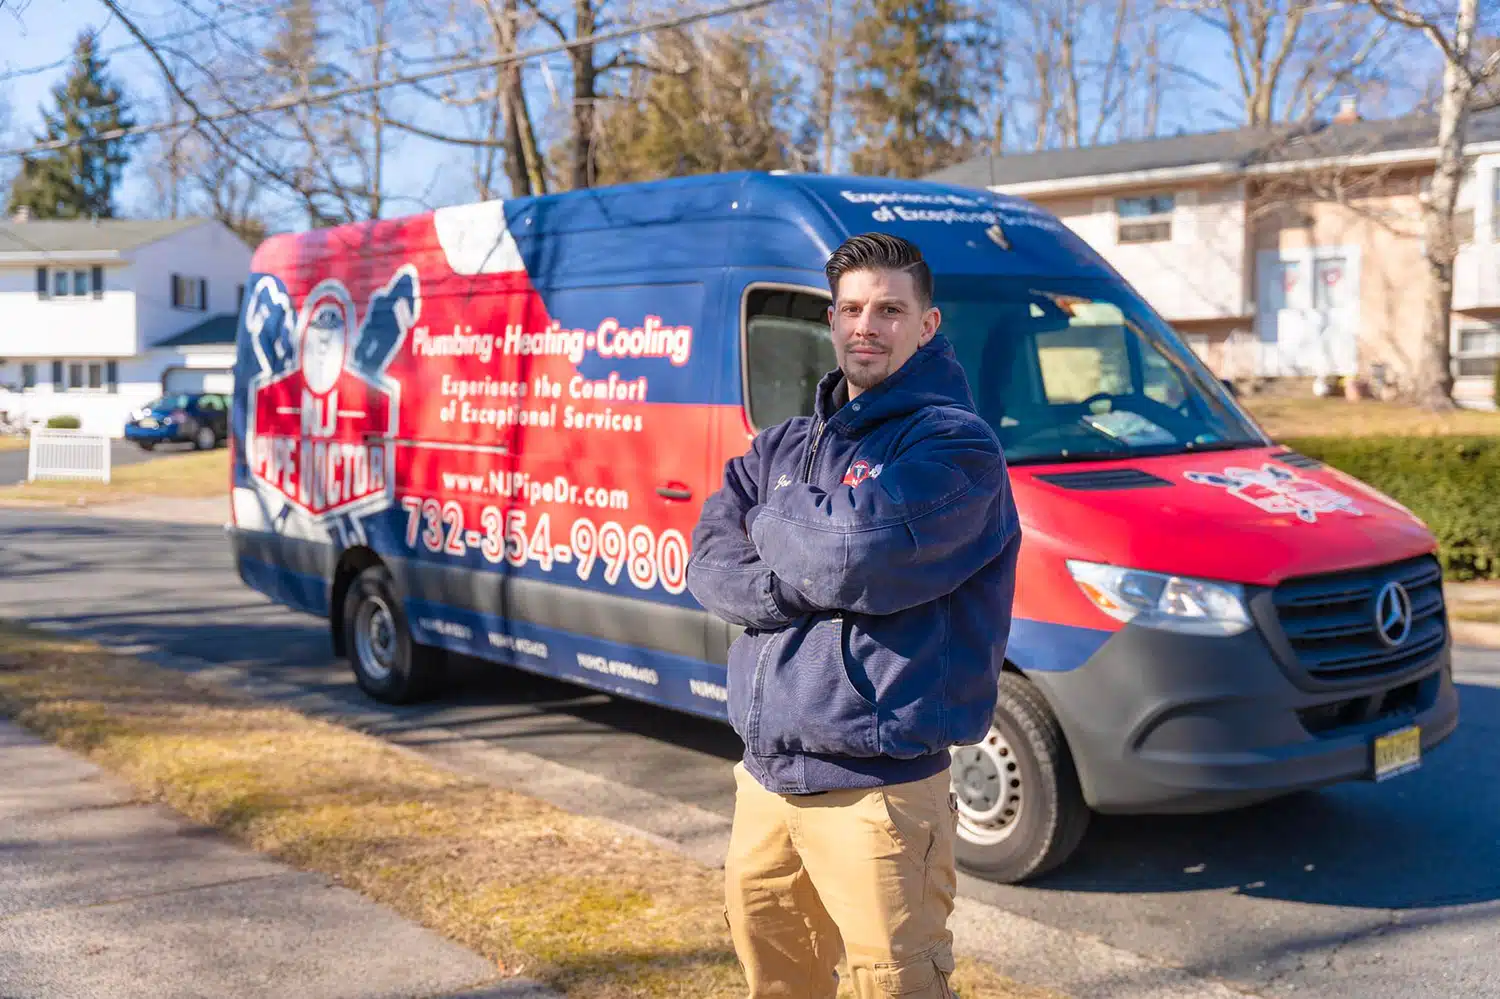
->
[1283, 435, 1500, 581]
[45, 414, 81, 430]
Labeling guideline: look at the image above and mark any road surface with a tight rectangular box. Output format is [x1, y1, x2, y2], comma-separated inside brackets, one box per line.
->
[1, 508, 1496, 999]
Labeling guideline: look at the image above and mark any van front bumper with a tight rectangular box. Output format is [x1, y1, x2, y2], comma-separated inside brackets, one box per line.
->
[1027, 623, 1460, 815]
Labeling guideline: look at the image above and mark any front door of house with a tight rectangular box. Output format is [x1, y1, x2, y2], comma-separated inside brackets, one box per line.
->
[1255, 248, 1361, 377]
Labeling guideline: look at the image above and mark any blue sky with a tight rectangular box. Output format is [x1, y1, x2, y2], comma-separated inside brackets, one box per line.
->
[0, 0, 1437, 232]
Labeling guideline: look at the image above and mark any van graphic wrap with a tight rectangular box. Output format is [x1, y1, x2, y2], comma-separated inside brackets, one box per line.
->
[235, 205, 714, 609]
[1183, 464, 1364, 524]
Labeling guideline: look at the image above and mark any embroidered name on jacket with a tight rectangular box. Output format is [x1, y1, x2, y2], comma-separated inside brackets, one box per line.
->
[842, 460, 883, 487]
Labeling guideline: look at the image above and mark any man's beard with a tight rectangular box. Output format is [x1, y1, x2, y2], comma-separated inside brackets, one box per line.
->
[840, 353, 888, 391]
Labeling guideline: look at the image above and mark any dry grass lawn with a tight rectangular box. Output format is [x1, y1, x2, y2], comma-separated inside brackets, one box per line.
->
[0, 448, 228, 506]
[1242, 396, 1500, 440]
[0, 622, 1053, 999]
[0, 435, 28, 452]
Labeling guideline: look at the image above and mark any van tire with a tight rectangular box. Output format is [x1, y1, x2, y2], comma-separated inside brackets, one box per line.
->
[342, 564, 444, 704]
[950, 671, 1090, 883]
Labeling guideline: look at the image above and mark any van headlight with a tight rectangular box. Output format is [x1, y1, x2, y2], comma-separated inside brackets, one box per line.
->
[1065, 560, 1251, 637]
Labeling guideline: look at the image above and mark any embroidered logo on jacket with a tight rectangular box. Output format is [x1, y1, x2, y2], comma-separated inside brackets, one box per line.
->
[842, 459, 883, 487]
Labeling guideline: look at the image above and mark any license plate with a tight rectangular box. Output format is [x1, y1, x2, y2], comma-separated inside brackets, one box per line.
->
[139, 418, 158, 428]
[1373, 725, 1421, 781]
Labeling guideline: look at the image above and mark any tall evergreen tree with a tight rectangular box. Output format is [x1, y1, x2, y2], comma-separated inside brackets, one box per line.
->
[594, 28, 791, 185]
[846, 0, 979, 178]
[7, 31, 137, 219]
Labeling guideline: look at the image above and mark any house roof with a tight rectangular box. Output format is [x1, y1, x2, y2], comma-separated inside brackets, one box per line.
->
[926, 107, 1500, 192]
[157, 313, 238, 349]
[0, 217, 209, 257]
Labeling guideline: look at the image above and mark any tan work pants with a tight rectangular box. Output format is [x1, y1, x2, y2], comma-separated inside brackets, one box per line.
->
[724, 761, 959, 998]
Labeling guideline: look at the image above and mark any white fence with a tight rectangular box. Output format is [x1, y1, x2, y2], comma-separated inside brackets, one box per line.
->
[27, 428, 111, 484]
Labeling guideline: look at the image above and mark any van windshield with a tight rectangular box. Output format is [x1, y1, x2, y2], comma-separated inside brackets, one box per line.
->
[742, 277, 1268, 463]
[935, 275, 1266, 464]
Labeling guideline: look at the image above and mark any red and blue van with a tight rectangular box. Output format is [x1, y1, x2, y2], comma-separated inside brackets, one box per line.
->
[228, 171, 1459, 881]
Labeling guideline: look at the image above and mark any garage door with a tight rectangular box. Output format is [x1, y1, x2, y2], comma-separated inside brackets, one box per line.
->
[164, 369, 234, 394]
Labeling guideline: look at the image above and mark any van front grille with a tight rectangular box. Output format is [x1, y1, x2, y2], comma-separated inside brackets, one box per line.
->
[1271, 555, 1447, 683]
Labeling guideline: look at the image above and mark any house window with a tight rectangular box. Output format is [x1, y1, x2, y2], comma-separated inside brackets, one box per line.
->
[171, 274, 208, 311]
[106, 361, 118, 391]
[87, 362, 103, 390]
[51, 361, 64, 391]
[39, 267, 103, 299]
[1116, 194, 1174, 244]
[743, 286, 835, 430]
[1455, 325, 1500, 378]
[21, 363, 36, 390]
[1493, 169, 1500, 243]
[68, 363, 84, 389]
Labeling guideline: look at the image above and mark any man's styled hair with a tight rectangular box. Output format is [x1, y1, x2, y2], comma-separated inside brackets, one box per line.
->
[824, 232, 933, 308]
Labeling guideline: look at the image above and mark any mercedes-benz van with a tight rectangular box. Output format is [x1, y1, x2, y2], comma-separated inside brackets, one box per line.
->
[227, 171, 1458, 882]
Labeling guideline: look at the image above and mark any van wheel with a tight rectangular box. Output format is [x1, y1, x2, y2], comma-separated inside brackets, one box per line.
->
[194, 425, 216, 450]
[342, 564, 444, 704]
[950, 672, 1090, 883]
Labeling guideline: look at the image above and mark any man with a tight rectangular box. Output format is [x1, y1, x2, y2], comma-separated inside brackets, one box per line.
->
[686, 232, 1021, 998]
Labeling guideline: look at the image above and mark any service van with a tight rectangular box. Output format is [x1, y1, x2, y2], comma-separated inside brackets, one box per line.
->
[228, 171, 1459, 882]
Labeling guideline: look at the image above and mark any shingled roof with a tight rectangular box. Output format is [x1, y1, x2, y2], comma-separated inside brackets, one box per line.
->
[926, 108, 1500, 190]
[0, 217, 209, 256]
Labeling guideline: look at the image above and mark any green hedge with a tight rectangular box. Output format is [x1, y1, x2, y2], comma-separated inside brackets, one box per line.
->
[45, 415, 81, 430]
[1283, 435, 1500, 581]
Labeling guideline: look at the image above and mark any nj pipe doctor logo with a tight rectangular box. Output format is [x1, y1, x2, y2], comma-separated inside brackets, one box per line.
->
[842, 459, 883, 487]
[1184, 463, 1361, 524]
[244, 266, 420, 523]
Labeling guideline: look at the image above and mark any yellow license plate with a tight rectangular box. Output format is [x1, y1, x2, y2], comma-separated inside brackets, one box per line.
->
[1373, 725, 1421, 782]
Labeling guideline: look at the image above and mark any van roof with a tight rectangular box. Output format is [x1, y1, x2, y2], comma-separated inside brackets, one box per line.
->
[253, 171, 1116, 283]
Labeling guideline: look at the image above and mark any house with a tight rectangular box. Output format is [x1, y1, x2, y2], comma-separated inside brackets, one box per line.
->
[926, 103, 1500, 408]
[0, 214, 253, 435]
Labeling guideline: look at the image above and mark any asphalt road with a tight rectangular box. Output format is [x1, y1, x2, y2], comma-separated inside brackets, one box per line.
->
[0, 440, 195, 487]
[2, 508, 1497, 999]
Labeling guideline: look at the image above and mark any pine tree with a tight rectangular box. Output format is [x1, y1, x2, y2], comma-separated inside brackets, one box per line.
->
[7, 31, 137, 219]
[846, 0, 980, 179]
[594, 28, 791, 185]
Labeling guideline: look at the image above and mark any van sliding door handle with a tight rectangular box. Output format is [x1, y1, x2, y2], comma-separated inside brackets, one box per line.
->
[656, 484, 693, 500]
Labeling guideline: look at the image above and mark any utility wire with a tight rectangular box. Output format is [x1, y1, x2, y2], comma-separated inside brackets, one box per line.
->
[0, 2, 281, 84]
[0, 0, 777, 159]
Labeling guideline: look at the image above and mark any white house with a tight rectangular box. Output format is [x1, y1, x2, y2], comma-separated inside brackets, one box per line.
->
[0, 214, 253, 435]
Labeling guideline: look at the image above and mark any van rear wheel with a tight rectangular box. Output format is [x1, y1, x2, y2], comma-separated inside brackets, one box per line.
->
[343, 564, 444, 704]
[950, 671, 1090, 883]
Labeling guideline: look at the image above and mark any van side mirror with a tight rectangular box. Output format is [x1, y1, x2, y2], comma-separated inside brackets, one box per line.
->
[1220, 378, 1239, 397]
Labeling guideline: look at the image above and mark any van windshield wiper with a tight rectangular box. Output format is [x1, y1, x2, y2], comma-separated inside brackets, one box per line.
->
[1007, 439, 1266, 465]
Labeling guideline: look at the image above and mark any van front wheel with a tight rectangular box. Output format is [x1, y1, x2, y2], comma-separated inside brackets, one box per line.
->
[950, 672, 1090, 883]
[343, 565, 443, 704]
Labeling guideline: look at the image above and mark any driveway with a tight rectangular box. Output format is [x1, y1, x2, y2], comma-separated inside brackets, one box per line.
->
[1, 508, 1497, 999]
[0, 440, 197, 487]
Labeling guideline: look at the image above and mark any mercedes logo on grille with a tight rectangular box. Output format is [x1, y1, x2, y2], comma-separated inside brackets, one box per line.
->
[1374, 581, 1413, 647]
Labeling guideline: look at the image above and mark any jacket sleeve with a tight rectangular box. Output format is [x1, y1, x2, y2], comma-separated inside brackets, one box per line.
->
[747, 415, 1018, 617]
[686, 427, 825, 630]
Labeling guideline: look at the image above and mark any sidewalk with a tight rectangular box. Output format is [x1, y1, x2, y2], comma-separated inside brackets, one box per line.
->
[0, 719, 556, 999]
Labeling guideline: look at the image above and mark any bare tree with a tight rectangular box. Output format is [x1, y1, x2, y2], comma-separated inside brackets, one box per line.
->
[1346, 0, 1500, 407]
[1005, 0, 1175, 151]
[1177, 0, 1401, 127]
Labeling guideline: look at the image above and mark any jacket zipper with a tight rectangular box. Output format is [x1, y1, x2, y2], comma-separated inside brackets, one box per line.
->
[801, 419, 826, 483]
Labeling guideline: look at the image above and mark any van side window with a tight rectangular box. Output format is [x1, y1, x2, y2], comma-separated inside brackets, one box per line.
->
[744, 287, 835, 429]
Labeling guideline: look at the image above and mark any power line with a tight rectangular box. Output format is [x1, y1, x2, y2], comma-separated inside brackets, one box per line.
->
[0, 2, 281, 84]
[0, 0, 777, 159]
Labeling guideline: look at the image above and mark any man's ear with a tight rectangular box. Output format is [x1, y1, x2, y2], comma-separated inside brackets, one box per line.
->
[920, 306, 941, 344]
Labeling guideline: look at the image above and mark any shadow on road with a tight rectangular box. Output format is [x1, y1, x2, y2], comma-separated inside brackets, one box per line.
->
[1026, 679, 1500, 910]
